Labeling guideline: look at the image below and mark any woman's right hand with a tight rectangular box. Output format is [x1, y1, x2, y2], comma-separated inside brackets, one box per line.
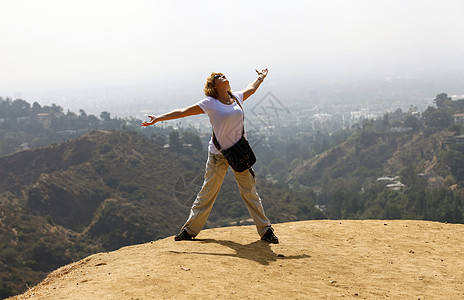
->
[256, 68, 268, 80]
[141, 115, 157, 127]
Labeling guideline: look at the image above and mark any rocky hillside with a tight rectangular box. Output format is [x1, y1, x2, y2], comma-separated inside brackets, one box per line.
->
[0, 130, 323, 298]
[291, 128, 454, 188]
[291, 96, 464, 196]
[1, 130, 197, 242]
[9, 220, 464, 300]
[0, 130, 198, 297]
[288, 121, 464, 222]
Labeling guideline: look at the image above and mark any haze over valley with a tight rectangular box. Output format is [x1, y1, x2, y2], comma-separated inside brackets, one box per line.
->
[1, 1, 464, 298]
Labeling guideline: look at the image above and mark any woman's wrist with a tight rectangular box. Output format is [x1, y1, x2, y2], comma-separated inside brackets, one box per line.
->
[148, 115, 158, 124]
[257, 76, 264, 81]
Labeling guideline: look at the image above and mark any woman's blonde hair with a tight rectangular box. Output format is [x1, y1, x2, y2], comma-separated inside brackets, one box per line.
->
[203, 72, 232, 99]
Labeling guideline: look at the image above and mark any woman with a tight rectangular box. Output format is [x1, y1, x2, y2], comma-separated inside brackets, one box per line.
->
[141, 69, 278, 243]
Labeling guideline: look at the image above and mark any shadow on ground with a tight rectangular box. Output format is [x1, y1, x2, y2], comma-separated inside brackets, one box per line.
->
[169, 238, 310, 265]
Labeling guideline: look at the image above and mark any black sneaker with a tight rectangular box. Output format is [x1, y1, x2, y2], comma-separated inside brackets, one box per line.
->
[261, 228, 279, 244]
[174, 229, 193, 241]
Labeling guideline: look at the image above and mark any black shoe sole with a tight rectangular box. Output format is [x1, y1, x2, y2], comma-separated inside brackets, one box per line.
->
[261, 238, 279, 244]
[174, 230, 193, 241]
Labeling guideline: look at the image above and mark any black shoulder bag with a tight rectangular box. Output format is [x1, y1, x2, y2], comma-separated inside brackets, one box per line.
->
[212, 97, 256, 174]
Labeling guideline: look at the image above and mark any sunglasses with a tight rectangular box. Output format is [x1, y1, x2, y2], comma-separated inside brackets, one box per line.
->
[214, 74, 223, 79]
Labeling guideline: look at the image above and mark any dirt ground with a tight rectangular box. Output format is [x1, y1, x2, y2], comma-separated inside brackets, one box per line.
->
[10, 220, 464, 299]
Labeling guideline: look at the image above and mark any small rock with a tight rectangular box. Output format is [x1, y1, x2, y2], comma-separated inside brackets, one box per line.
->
[180, 266, 190, 271]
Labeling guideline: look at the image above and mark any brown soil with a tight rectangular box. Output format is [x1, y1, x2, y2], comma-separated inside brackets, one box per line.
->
[10, 220, 464, 299]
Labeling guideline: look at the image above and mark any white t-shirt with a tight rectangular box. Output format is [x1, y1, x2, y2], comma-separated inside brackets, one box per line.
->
[196, 91, 245, 155]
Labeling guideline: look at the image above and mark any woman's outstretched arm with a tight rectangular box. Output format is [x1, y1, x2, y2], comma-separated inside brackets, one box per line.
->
[241, 68, 268, 101]
[141, 104, 204, 127]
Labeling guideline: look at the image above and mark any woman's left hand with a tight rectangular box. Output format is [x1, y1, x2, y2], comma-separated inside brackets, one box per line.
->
[256, 68, 268, 80]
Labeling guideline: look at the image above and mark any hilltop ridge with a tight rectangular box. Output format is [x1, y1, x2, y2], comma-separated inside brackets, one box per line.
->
[0, 130, 323, 297]
[10, 220, 464, 300]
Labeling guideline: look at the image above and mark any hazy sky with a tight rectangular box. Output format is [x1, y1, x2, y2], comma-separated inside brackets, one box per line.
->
[1, 0, 464, 102]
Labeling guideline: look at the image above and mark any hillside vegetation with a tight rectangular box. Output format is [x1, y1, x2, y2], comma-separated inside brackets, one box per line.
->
[1, 93, 464, 298]
[290, 94, 464, 222]
[0, 130, 322, 298]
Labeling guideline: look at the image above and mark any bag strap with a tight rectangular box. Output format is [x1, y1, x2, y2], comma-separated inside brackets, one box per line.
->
[212, 93, 245, 151]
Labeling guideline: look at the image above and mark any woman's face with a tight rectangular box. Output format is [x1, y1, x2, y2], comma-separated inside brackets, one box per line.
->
[214, 74, 229, 89]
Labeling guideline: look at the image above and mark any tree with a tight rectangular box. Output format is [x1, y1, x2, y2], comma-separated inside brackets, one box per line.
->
[43, 103, 63, 115]
[0, 279, 13, 298]
[11, 99, 31, 117]
[181, 131, 202, 152]
[169, 130, 181, 151]
[88, 114, 99, 125]
[423, 108, 453, 129]
[32, 101, 42, 114]
[66, 110, 77, 118]
[404, 115, 421, 131]
[285, 142, 300, 164]
[268, 158, 287, 177]
[383, 113, 389, 128]
[151, 133, 166, 147]
[100, 111, 111, 122]
[439, 149, 464, 181]
[433, 93, 451, 109]
[424, 188, 464, 223]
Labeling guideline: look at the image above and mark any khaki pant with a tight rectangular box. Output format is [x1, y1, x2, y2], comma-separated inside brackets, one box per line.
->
[181, 152, 272, 238]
